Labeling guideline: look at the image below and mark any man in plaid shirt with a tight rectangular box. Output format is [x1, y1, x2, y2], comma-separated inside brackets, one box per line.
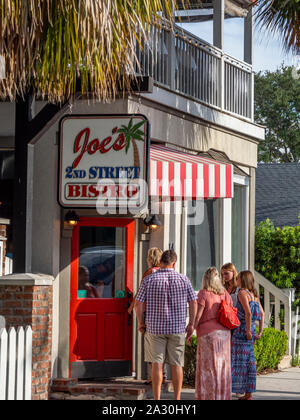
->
[135, 250, 197, 400]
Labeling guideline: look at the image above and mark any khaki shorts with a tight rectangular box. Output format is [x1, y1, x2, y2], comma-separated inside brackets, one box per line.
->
[144, 332, 186, 367]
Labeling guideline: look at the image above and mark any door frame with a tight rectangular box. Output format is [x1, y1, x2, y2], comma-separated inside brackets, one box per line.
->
[0, 240, 3, 277]
[69, 217, 135, 377]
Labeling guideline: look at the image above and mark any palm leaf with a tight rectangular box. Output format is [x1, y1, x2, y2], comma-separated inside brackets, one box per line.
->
[255, 0, 300, 54]
[125, 135, 132, 153]
[131, 120, 146, 132]
[0, 0, 189, 103]
[128, 118, 133, 130]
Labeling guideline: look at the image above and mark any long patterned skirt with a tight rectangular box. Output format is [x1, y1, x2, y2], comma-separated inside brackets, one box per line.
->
[195, 330, 232, 400]
[231, 322, 257, 394]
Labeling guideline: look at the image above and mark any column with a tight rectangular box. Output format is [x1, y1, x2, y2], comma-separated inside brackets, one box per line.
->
[213, 0, 225, 50]
[244, 7, 253, 65]
[221, 198, 232, 265]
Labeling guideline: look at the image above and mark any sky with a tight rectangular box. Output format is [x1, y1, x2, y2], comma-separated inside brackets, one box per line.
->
[180, 17, 295, 73]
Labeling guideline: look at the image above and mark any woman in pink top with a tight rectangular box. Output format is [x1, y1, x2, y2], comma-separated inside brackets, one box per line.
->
[187, 267, 233, 400]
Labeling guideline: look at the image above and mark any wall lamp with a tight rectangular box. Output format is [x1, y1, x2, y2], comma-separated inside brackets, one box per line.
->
[65, 210, 80, 226]
[143, 214, 162, 232]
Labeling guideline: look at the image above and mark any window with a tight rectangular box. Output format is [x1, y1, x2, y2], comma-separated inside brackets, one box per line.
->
[78, 226, 126, 299]
[232, 184, 247, 272]
[186, 199, 220, 290]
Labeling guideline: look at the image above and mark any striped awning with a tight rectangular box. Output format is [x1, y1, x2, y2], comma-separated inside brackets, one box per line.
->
[149, 145, 233, 199]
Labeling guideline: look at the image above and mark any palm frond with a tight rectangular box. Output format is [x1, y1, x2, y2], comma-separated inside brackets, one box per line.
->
[0, 0, 189, 103]
[255, 0, 300, 54]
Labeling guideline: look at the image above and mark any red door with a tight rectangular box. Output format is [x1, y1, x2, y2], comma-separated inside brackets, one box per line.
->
[69, 217, 134, 379]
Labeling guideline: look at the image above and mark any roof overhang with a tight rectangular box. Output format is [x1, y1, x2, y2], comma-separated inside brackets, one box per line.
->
[175, 0, 254, 22]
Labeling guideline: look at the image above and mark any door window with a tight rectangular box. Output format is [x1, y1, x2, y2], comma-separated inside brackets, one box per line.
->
[78, 226, 126, 299]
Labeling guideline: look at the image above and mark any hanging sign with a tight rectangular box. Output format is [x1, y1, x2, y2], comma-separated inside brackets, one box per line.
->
[58, 114, 149, 211]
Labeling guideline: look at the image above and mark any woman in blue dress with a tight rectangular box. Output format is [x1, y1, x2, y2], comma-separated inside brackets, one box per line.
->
[231, 271, 265, 400]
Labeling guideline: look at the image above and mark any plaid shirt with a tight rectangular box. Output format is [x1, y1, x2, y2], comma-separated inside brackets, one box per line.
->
[135, 268, 197, 335]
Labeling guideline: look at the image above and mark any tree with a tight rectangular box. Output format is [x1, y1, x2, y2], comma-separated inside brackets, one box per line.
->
[254, 65, 300, 162]
[255, 218, 300, 305]
[255, 0, 300, 54]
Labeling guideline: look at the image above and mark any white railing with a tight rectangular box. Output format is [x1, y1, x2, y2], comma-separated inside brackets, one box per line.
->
[292, 307, 300, 360]
[4, 256, 13, 275]
[0, 326, 32, 400]
[135, 21, 253, 120]
[254, 271, 293, 355]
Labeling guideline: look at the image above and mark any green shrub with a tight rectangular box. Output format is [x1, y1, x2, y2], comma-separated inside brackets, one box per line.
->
[183, 335, 197, 386]
[183, 327, 288, 385]
[255, 328, 288, 372]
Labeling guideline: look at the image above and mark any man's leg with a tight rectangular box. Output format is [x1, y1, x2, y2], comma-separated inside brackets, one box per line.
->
[151, 363, 164, 400]
[170, 364, 183, 400]
[167, 334, 185, 400]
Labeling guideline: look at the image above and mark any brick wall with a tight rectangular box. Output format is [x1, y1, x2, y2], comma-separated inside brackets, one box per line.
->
[0, 277, 53, 400]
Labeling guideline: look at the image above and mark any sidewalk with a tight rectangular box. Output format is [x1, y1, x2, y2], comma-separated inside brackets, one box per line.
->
[156, 367, 300, 400]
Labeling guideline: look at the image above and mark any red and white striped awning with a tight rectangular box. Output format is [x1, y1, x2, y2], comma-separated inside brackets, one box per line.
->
[149, 145, 233, 199]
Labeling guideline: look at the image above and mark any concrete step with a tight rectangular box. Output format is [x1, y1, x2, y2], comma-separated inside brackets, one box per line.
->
[50, 378, 172, 400]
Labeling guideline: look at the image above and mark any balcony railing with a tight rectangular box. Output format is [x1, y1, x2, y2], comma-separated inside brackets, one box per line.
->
[135, 22, 254, 121]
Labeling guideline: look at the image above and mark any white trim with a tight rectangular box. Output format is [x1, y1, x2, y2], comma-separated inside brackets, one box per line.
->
[244, 184, 250, 270]
[233, 173, 250, 269]
[181, 202, 188, 275]
[233, 173, 249, 186]
[220, 164, 226, 197]
[0, 241, 3, 277]
[185, 163, 193, 198]
[162, 161, 169, 196]
[208, 164, 215, 197]
[150, 160, 157, 196]
[221, 198, 232, 264]
[231, 179, 250, 270]
[197, 164, 204, 197]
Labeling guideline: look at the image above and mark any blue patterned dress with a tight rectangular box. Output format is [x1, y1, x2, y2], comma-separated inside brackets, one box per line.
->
[231, 289, 261, 394]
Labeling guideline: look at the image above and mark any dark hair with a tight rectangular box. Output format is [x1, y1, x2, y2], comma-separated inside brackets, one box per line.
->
[239, 270, 259, 298]
[160, 250, 177, 266]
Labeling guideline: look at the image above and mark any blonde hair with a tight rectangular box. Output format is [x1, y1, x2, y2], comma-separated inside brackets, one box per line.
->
[221, 262, 238, 293]
[147, 247, 163, 268]
[202, 267, 225, 295]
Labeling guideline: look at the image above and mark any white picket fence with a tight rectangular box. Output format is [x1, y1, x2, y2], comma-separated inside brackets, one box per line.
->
[0, 326, 32, 400]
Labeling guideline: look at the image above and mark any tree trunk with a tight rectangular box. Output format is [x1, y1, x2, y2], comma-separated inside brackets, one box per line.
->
[132, 139, 140, 173]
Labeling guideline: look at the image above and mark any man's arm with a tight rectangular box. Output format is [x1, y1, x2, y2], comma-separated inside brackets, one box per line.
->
[134, 300, 146, 334]
[186, 299, 198, 343]
[188, 300, 198, 327]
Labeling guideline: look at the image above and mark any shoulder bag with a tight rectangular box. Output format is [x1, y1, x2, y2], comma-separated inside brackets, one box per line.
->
[218, 297, 240, 330]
